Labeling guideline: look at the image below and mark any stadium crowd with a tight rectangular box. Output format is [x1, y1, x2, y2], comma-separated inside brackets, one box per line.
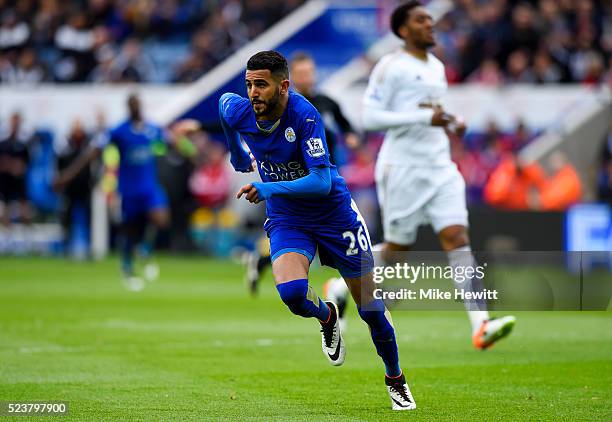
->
[433, 0, 611, 85]
[0, 0, 610, 84]
[0, 0, 305, 83]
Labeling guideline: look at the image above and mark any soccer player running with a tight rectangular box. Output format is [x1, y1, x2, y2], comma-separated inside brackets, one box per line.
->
[220, 51, 416, 410]
[244, 51, 361, 296]
[54, 94, 197, 291]
[325, 1, 515, 350]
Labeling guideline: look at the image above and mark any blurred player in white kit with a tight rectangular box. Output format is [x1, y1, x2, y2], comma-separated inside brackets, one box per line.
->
[325, 0, 515, 350]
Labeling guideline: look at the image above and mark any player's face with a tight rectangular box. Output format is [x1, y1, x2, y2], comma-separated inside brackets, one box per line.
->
[128, 95, 141, 119]
[402, 7, 435, 49]
[290, 60, 315, 95]
[245, 69, 283, 118]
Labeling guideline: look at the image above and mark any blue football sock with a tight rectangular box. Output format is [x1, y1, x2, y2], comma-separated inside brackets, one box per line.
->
[140, 225, 156, 259]
[358, 299, 401, 377]
[119, 233, 135, 276]
[276, 279, 330, 322]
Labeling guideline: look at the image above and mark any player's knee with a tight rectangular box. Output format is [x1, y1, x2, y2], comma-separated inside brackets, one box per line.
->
[383, 242, 412, 264]
[276, 279, 309, 316]
[154, 212, 170, 229]
[439, 226, 469, 251]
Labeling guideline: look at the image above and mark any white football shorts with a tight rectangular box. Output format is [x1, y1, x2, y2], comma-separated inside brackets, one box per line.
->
[375, 162, 469, 245]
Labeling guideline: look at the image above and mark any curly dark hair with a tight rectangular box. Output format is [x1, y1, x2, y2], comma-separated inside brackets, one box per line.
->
[246, 51, 289, 81]
[390, 1, 423, 38]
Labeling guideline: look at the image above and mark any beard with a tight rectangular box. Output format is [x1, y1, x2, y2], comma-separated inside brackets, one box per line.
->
[251, 88, 281, 117]
[409, 28, 436, 50]
[416, 35, 436, 50]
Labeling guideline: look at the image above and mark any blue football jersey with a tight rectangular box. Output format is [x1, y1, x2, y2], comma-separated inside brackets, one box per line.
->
[96, 120, 164, 197]
[221, 91, 353, 225]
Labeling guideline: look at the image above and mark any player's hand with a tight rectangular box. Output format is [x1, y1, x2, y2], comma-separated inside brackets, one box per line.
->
[172, 119, 201, 136]
[431, 106, 454, 128]
[236, 183, 262, 204]
[448, 116, 467, 138]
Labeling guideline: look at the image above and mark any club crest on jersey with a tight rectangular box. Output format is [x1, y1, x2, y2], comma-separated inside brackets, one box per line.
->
[284, 127, 296, 143]
[306, 138, 325, 158]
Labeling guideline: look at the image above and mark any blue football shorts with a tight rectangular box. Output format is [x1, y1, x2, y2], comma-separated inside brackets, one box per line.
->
[121, 186, 168, 223]
[265, 201, 374, 278]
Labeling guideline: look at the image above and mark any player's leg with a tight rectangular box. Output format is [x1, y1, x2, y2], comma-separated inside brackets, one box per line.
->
[245, 235, 271, 295]
[430, 167, 515, 349]
[438, 224, 515, 349]
[344, 271, 415, 410]
[317, 200, 415, 410]
[141, 187, 169, 282]
[117, 196, 146, 291]
[267, 222, 344, 365]
[272, 251, 345, 365]
[272, 252, 330, 320]
[322, 241, 413, 332]
[118, 217, 145, 291]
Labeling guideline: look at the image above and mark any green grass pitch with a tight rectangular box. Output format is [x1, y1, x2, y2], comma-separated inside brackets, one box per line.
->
[0, 256, 611, 421]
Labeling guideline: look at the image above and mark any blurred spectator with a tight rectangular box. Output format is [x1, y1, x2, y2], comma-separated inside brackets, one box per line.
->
[569, 26, 605, 83]
[108, 37, 156, 83]
[0, 10, 30, 52]
[157, 123, 201, 251]
[89, 44, 116, 82]
[54, 11, 97, 82]
[289, 52, 361, 163]
[511, 120, 533, 151]
[597, 128, 612, 204]
[340, 145, 379, 240]
[533, 49, 564, 84]
[484, 150, 582, 211]
[55, 119, 98, 256]
[173, 53, 209, 83]
[467, 57, 504, 85]
[529, 151, 582, 211]
[500, 2, 541, 63]
[189, 141, 231, 210]
[188, 138, 235, 255]
[0, 112, 32, 225]
[505, 49, 535, 83]
[0, 48, 46, 84]
[31, 0, 62, 49]
[454, 120, 538, 205]
[483, 155, 547, 210]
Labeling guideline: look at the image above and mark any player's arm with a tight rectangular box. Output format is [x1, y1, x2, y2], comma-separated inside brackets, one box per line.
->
[166, 120, 200, 159]
[218, 93, 254, 173]
[362, 62, 457, 131]
[237, 166, 331, 203]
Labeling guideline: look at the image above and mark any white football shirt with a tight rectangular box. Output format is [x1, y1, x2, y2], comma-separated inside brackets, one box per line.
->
[363, 49, 451, 167]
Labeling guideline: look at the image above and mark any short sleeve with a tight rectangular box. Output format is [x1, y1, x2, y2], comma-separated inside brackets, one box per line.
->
[298, 109, 330, 169]
[363, 57, 397, 110]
